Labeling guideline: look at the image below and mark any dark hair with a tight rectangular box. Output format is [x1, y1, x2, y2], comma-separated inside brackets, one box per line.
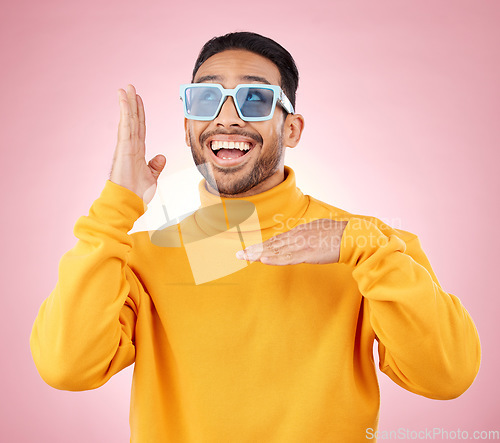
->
[192, 32, 299, 110]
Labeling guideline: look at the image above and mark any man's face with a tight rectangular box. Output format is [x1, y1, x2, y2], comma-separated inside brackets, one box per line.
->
[185, 49, 294, 197]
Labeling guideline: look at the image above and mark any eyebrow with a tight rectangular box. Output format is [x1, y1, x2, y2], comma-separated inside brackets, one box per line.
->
[195, 75, 272, 85]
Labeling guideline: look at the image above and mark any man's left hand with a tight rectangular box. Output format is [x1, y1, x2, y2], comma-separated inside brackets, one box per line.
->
[236, 219, 349, 265]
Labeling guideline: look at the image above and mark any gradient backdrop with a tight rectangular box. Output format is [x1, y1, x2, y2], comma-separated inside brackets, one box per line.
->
[1, 0, 499, 441]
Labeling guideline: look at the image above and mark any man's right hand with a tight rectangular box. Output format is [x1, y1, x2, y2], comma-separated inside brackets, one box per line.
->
[110, 84, 166, 205]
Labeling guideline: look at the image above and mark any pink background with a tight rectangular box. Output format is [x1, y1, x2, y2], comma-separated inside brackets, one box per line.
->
[1, 0, 499, 441]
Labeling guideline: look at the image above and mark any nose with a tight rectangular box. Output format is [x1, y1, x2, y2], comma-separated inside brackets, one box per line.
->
[213, 97, 245, 127]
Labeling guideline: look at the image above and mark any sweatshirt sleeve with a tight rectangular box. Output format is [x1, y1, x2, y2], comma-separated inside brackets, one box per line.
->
[338, 217, 481, 400]
[30, 180, 147, 391]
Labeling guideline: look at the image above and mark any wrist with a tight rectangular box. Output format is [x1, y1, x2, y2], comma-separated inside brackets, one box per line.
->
[88, 180, 146, 231]
[338, 218, 391, 267]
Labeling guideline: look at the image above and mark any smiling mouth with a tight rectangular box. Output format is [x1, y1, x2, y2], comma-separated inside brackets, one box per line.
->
[210, 140, 253, 160]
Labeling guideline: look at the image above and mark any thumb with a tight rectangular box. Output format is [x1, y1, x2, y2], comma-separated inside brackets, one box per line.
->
[148, 154, 166, 179]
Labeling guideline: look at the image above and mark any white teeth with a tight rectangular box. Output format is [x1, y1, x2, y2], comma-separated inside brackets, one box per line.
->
[210, 140, 251, 151]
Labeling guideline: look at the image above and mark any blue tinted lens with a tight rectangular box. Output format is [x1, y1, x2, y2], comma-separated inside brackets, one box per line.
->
[236, 87, 274, 117]
[186, 87, 222, 117]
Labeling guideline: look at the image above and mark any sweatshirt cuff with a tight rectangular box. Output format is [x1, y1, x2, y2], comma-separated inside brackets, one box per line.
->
[338, 217, 407, 267]
[86, 180, 146, 232]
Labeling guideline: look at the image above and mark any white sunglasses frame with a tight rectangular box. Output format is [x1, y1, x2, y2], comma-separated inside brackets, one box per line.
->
[179, 83, 295, 122]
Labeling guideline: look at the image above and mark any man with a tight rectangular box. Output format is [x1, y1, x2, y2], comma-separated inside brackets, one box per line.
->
[30, 32, 481, 442]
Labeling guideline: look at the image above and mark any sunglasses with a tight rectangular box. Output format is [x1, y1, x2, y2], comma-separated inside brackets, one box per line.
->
[180, 83, 294, 122]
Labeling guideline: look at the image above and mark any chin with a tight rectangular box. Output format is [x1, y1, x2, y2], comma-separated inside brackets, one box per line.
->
[210, 173, 256, 196]
[191, 140, 283, 197]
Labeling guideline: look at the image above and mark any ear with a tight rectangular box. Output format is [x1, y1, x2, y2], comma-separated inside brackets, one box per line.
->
[184, 118, 191, 147]
[282, 113, 304, 148]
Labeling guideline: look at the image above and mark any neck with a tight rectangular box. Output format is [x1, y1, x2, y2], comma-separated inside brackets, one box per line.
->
[197, 166, 308, 234]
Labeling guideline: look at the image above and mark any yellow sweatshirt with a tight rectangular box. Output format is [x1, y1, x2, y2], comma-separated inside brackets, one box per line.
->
[30, 166, 480, 442]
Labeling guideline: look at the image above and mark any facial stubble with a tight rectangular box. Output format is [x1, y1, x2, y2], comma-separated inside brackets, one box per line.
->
[189, 130, 284, 196]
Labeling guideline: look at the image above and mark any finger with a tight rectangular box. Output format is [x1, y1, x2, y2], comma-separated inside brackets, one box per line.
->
[117, 89, 131, 140]
[148, 154, 166, 179]
[240, 239, 277, 261]
[236, 242, 264, 261]
[267, 231, 291, 243]
[238, 237, 296, 262]
[258, 240, 305, 261]
[237, 228, 299, 261]
[254, 231, 291, 249]
[266, 226, 310, 245]
[136, 94, 146, 143]
[260, 249, 306, 266]
[126, 84, 138, 136]
[261, 232, 304, 254]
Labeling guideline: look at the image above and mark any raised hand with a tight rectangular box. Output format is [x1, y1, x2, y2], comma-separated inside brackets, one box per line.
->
[110, 84, 166, 204]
